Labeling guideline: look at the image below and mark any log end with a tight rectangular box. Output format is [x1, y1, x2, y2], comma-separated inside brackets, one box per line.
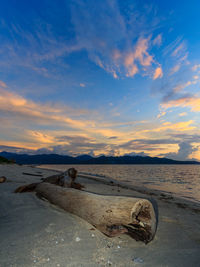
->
[99, 200, 157, 244]
[126, 201, 156, 243]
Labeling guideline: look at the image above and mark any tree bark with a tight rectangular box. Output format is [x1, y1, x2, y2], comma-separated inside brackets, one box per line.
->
[35, 183, 157, 243]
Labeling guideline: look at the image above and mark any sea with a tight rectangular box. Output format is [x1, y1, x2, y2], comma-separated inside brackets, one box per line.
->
[41, 164, 200, 204]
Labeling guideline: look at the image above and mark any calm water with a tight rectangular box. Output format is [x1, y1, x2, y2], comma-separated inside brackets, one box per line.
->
[41, 164, 200, 203]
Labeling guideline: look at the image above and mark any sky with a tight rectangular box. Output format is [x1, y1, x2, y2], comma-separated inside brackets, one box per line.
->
[0, 0, 200, 161]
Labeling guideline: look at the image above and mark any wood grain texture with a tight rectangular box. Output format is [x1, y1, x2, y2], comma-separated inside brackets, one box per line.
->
[35, 183, 157, 243]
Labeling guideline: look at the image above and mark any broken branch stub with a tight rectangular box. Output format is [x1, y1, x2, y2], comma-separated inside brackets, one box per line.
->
[35, 183, 157, 243]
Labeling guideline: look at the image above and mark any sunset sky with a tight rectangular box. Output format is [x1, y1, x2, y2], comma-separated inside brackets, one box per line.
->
[0, 0, 200, 160]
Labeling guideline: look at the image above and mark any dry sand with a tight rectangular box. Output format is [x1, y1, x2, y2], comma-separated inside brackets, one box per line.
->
[0, 164, 200, 267]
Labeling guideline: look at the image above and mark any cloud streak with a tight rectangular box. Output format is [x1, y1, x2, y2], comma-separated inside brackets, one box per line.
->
[70, 0, 162, 79]
[0, 0, 165, 81]
[161, 95, 200, 112]
[153, 67, 163, 80]
[0, 85, 196, 158]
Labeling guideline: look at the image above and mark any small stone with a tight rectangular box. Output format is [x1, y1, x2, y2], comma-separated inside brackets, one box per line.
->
[91, 234, 95, 237]
[61, 238, 64, 242]
[117, 245, 120, 249]
[47, 258, 50, 262]
[55, 241, 58, 244]
[132, 257, 143, 263]
[0, 176, 6, 183]
[107, 260, 112, 265]
[57, 264, 60, 267]
[75, 237, 81, 242]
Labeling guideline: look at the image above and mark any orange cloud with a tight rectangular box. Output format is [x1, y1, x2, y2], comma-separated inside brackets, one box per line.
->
[156, 120, 195, 132]
[0, 87, 137, 143]
[189, 146, 200, 161]
[179, 112, 187, 117]
[141, 120, 196, 134]
[1, 86, 198, 158]
[171, 42, 186, 57]
[0, 80, 7, 88]
[27, 130, 56, 144]
[112, 49, 121, 60]
[0, 87, 95, 130]
[126, 64, 138, 77]
[192, 64, 200, 71]
[153, 67, 163, 80]
[157, 111, 166, 118]
[124, 37, 154, 77]
[170, 64, 181, 75]
[0, 139, 43, 150]
[162, 95, 200, 112]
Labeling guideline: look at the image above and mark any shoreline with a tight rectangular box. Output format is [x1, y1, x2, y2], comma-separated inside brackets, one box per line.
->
[1, 164, 200, 266]
[36, 163, 200, 205]
[37, 165, 200, 211]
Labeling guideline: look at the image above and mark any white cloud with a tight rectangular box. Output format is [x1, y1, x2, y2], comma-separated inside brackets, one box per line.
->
[162, 141, 198, 161]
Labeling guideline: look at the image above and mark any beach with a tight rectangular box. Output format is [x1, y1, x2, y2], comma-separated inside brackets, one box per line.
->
[0, 164, 200, 267]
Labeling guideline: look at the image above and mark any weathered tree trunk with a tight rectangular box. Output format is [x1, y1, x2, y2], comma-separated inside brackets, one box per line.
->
[35, 183, 157, 243]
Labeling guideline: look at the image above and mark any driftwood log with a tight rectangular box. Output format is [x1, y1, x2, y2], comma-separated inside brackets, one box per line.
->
[35, 183, 156, 243]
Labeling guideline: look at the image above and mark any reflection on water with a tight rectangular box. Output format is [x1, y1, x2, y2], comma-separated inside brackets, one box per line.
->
[41, 164, 200, 203]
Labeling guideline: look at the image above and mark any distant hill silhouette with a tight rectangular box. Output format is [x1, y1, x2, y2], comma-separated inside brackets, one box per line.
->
[0, 155, 13, 164]
[0, 151, 199, 165]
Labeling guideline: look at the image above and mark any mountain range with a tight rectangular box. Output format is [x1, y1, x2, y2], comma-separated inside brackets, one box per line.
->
[0, 155, 13, 164]
[0, 151, 199, 165]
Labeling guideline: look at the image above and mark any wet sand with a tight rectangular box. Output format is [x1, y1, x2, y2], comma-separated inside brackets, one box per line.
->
[0, 164, 200, 267]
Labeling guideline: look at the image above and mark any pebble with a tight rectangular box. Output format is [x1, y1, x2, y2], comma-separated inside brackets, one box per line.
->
[132, 257, 143, 263]
[75, 237, 81, 242]
[55, 241, 58, 244]
[117, 245, 121, 249]
[107, 260, 112, 265]
[91, 234, 95, 237]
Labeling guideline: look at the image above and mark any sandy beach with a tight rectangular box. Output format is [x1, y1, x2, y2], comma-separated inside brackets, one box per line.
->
[0, 164, 200, 267]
